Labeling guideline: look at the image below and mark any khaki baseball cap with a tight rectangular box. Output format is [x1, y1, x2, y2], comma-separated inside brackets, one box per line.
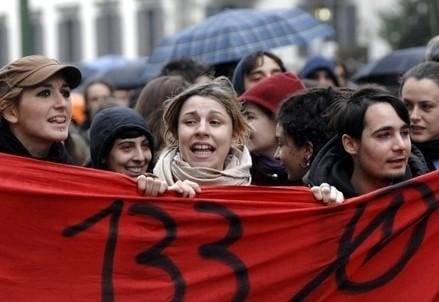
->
[0, 55, 82, 96]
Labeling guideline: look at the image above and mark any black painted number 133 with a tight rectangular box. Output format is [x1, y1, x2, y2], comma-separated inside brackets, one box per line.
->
[61, 199, 249, 302]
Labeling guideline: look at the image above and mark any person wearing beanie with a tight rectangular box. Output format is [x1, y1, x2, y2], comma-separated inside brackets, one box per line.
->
[300, 55, 340, 87]
[240, 72, 305, 185]
[232, 51, 287, 96]
[89, 106, 169, 196]
[89, 106, 155, 176]
[0, 55, 82, 163]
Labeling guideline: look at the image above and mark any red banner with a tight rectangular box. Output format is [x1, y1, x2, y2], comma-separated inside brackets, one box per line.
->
[0, 153, 438, 301]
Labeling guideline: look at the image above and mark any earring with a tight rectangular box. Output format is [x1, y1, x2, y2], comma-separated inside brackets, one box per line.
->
[301, 156, 310, 168]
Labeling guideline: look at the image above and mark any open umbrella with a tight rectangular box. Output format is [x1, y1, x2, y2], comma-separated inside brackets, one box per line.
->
[352, 47, 426, 88]
[146, 7, 334, 73]
[97, 57, 149, 90]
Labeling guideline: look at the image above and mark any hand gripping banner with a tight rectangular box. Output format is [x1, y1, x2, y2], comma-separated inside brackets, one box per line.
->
[0, 153, 438, 301]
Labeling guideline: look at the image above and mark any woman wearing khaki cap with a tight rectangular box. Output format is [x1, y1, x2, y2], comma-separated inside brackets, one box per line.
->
[0, 55, 81, 163]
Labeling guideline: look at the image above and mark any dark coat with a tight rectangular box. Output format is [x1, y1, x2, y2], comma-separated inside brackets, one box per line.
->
[0, 122, 71, 164]
[415, 139, 439, 171]
[250, 154, 294, 186]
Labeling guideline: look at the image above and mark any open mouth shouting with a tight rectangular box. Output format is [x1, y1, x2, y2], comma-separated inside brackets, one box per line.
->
[190, 143, 215, 158]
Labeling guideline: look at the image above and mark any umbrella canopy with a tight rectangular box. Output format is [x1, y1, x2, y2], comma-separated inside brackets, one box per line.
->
[147, 7, 334, 72]
[352, 47, 426, 86]
[76, 55, 134, 86]
[97, 57, 149, 90]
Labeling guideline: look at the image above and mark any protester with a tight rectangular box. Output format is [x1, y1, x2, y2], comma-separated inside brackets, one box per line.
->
[304, 85, 429, 202]
[300, 55, 339, 87]
[149, 77, 252, 195]
[425, 35, 439, 62]
[240, 72, 305, 185]
[134, 75, 189, 154]
[79, 78, 115, 139]
[276, 87, 341, 185]
[89, 106, 155, 175]
[0, 55, 81, 163]
[232, 51, 287, 95]
[160, 58, 214, 83]
[65, 125, 90, 166]
[334, 60, 357, 88]
[89, 106, 190, 196]
[400, 61, 439, 170]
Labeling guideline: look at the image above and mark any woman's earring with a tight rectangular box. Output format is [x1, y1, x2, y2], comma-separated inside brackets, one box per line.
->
[303, 156, 310, 168]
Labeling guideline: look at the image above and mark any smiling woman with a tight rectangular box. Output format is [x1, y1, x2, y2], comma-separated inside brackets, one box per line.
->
[0, 55, 81, 163]
[89, 106, 155, 177]
[153, 77, 252, 187]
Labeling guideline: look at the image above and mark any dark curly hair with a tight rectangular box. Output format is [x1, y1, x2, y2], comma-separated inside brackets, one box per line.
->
[277, 87, 345, 161]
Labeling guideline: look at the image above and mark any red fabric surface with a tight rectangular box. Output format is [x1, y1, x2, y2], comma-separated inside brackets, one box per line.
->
[0, 153, 438, 302]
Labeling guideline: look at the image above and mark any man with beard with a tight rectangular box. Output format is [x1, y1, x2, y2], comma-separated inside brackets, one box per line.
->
[304, 85, 429, 202]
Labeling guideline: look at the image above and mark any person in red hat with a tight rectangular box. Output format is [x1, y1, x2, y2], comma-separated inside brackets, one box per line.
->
[240, 72, 305, 185]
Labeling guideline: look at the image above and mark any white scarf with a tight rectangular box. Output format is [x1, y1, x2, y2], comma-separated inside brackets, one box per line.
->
[153, 145, 252, 186]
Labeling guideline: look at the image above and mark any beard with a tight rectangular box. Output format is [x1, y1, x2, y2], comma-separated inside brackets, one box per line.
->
[381, 169, 408, 184]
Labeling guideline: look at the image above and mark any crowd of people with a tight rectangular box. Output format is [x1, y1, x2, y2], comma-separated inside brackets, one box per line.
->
[1, 34, 439, 203]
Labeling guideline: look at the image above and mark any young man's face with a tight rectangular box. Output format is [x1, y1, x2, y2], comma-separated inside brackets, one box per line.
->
[348, 102, 411, 186]
[243, 55, 282, 91]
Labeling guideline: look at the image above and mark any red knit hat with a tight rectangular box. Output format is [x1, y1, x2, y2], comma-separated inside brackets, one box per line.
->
[239, 72, 305, 113]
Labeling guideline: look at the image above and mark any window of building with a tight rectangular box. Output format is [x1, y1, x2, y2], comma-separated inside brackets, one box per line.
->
[137, 3, 163, 56]
[96, 1, 121, 56]
[0, 16, 8, 66]
[58, 6, 82, 63]
[30, 11, 43, 55]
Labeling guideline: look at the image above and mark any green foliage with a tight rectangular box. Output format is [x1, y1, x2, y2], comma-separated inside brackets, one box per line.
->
[380, 0, 439, 49]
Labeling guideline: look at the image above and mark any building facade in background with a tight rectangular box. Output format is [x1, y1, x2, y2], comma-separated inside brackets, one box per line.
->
[0, 0, 396, 69]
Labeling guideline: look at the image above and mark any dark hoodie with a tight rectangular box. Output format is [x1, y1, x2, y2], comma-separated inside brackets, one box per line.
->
[89, 106, 154, 170]
[231, 56, 247, 95]
[300, 55, 340, 87]
[303, 136, 429, 198]
[0, 122, 71, 164]
[414, 139, 439, 171]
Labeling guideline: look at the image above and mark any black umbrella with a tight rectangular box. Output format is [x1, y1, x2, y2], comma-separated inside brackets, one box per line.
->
[352, 47, 426, 89]
[98, 58, 150, 90]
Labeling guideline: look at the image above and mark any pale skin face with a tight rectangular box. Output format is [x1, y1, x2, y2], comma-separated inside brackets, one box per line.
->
[243, 103, 277, 158]
[243, 55, 283, 91]
[106, 135, 152, 178]
[344, 102, 411, 195]
[177, 95, 234, 170]
[86, 83, 112, 118]
[275, 124, 312, 182]
[3, 74, 72, 158]
[401, 78, 439, 143]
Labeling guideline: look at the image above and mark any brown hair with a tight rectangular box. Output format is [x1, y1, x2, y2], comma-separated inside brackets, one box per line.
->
[163, 77, 249, 146]
[135, 75, 189, 152]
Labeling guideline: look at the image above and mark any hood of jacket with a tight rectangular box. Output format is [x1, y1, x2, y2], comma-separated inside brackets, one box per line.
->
[300, 55, 340, 87]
